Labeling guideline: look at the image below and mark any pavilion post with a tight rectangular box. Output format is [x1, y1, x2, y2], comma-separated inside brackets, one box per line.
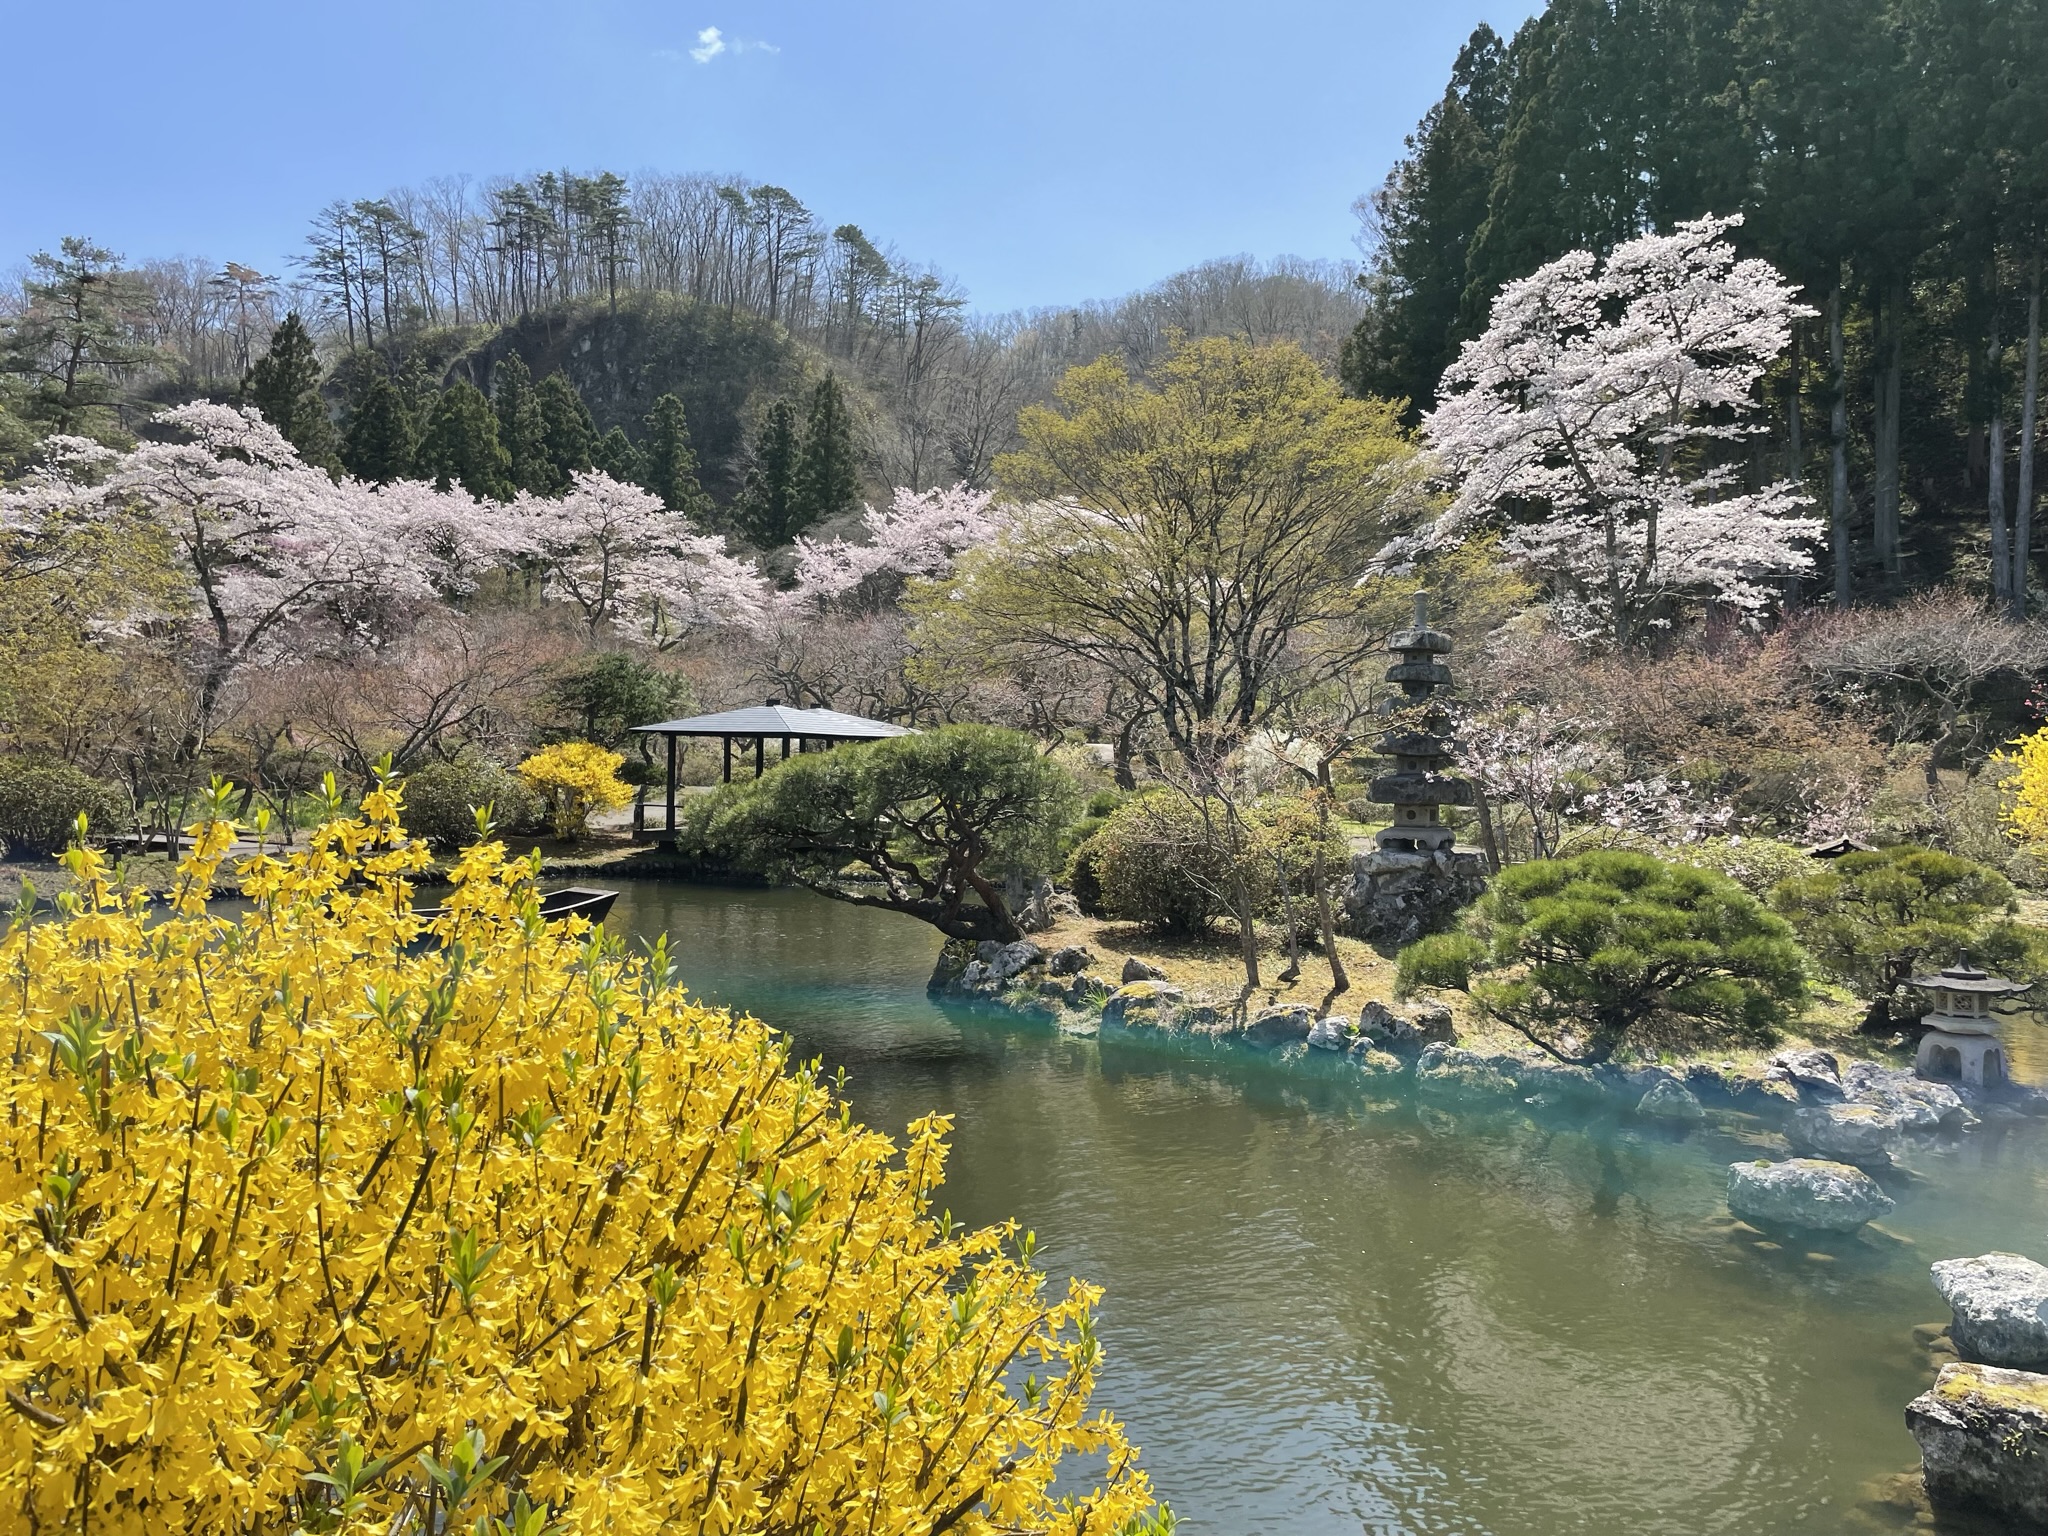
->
[754, 737, 765, 778]
[722, 737, 732, 784]
[664, 734, 677, 842]
[781, 735, 791, 761]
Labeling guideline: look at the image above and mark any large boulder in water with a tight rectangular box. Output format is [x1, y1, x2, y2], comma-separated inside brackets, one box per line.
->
[1727, 1158, 1894, 1232]
[1637, 1079, 1706, 1122]
[1100, 981, 1184, 1029]
[1306, 1015, 1352, 1051]
[1789, 1102, 1901, 1166]
[1933, 1254, 2048, 1370]
[1906, 1361, 2048, 1528]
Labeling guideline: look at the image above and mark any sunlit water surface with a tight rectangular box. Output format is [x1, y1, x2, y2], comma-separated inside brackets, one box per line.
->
[601, 882, 2048, 1536]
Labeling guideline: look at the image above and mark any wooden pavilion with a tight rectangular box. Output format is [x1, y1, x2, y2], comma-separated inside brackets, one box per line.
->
[631, 699, 915, 843]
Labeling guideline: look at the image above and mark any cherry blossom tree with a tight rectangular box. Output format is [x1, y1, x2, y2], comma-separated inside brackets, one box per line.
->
[1423, 215, 1822, 648]
[2, 404, 439, 731]
[789, 483, 1000, 610]
[518, 470, 765, 642]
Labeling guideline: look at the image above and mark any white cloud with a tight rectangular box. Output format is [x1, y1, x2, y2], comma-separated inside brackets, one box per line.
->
[733, 38, 779, 54]
[689, 26, 726, 64]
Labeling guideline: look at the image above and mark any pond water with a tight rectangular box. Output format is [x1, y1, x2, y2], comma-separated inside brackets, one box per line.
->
[603, 881, 2048, 1536]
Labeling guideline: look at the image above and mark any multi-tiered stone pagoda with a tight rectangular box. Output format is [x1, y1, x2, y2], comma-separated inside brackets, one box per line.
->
[1344, 592, 1488, 942]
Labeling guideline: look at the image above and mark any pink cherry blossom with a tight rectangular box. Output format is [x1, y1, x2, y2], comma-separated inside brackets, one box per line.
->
[1423, 214, 1823, 647]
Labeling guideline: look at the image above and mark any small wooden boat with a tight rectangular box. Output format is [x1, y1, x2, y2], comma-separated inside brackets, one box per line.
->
[412, 886, 620, 927]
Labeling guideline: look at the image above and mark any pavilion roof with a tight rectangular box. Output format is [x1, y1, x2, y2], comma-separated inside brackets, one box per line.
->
[630, 703, 916, 741]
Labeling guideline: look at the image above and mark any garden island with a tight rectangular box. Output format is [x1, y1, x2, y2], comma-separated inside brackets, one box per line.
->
[5, 3, 2048, 1531]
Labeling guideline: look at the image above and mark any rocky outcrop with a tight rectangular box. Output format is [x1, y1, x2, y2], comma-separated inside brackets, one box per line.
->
[1933, 1254, 2048, 1370]
[1726, 1158, 1895, 1232]
[1415, 1044, 1519, 1099]
[1047, 945, 1094, 976]
[1356, 999, 1454, 1054]
[1306, 1015, 1352, 1051]
[1243, 1004, 1314, 1050]
[1789, 1102, 1903, 1166]
[1637, 1080, 1706, 1122]
[1100, 980, 1186, 1028]
[1770, 1048, 1843, 1096]
[1907, 1362, 2048, 1528]
[1120, 957, 1168, 984]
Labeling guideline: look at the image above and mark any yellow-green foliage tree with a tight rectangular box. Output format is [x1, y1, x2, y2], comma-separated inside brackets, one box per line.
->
[0, 785, 1162, 1534]
[921, 337, 1420, 766]
[514, 740, 632, 838]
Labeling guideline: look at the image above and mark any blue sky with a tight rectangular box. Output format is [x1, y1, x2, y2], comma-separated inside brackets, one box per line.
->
[0, 1, 1539, 314]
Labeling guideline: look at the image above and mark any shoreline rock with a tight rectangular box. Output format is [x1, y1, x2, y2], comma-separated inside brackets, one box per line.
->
[1907, 1361, 2048, 1528]
[924, 934, 2048, 1131]
[1934, 1254, 2048, 1370]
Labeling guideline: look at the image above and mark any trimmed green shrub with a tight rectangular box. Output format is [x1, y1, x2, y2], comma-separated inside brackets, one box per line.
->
[401, 756, 543, 852]
[1770, 843, 2045, 1001]
[1397, 932, 1487, 995]
[1089, 791, 1350, 936]
[0, 759, 124, 857]
[1405, 850, 1807, 1064]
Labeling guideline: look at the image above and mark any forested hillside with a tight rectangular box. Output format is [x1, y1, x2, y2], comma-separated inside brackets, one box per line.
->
[0, 171, 1361, 525]
[1346, 0, 2048, 607]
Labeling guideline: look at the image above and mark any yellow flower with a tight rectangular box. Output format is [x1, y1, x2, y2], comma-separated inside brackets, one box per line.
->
[514, 742, 633, 840]
[0, 796, 1159, 1534]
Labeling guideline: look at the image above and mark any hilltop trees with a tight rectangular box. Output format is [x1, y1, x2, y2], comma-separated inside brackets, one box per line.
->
[1424, 215, 1820, 647]
[0, 236, 154, 441]
[243, 313, 338, 470]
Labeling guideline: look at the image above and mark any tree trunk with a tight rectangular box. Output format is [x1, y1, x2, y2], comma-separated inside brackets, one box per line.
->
[1475, 789, 1504, 875]
[1786, 323, 1803, 481]
[1312, 845, 1348, 995]
[2017, 247, 2042, 620]
[1874, 279, 1906, 583]
[1991, 298, 2011, 605]
[1830, 283, 1853, 604]
[1232, 874, 1261, 991]
[1276, 860, 1301, 985]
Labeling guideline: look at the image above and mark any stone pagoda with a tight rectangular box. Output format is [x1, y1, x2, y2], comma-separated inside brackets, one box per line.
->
[1344, 591, 1488, 942]
[1911, 958, 2029, 1090]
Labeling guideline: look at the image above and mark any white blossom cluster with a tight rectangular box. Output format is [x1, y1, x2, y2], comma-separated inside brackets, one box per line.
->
[1424, 214, 1823, 646]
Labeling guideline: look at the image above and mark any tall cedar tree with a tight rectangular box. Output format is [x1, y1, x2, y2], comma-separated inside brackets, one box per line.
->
[537, 371, 597, 492]
[1341, 26, 1509, 420]
[493, 354, 551, 494]
[417, 379, 513, 501]
[245, 314, 339, 470]
[638, 393, 712, 519]
[340, 369, 416, 484]
[0, 236, 155, 441]
[741, 399, 803, 547]
[796, 373, 861, 521]
[593, 425, 644, 483]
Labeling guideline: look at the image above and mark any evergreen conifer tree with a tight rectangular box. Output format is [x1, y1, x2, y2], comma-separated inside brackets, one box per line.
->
[593, 425, 644, 484]
[416, 379, 513, 501]
[0, 236, 154, 442]
[493, 353, 550, 493]
[1340, 27, 1508, 419]
[639, 393, 712, 519]
[245, 313, 339, 469]
[741, 399, 802, 547]
[537, 371, 596, 492]
[341, 369, 417, 484]
[795, 372, 861, 524]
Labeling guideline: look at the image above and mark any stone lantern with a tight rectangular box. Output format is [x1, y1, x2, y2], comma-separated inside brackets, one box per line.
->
[1911, 958, 2030, 1089]
[1344, 592, 1488, 942]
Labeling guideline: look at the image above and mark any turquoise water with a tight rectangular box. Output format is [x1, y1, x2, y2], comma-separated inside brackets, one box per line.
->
[603, 881, 2048, 1536]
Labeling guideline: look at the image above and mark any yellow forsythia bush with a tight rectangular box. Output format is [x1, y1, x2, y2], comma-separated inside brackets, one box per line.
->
[514, 741, 632, 839]
[2001, 726, 2048, 850]
[0, 782, 1162, 1534]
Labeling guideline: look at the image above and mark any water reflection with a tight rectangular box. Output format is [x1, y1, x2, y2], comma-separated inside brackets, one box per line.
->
[599, 882, 2047, 1536]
